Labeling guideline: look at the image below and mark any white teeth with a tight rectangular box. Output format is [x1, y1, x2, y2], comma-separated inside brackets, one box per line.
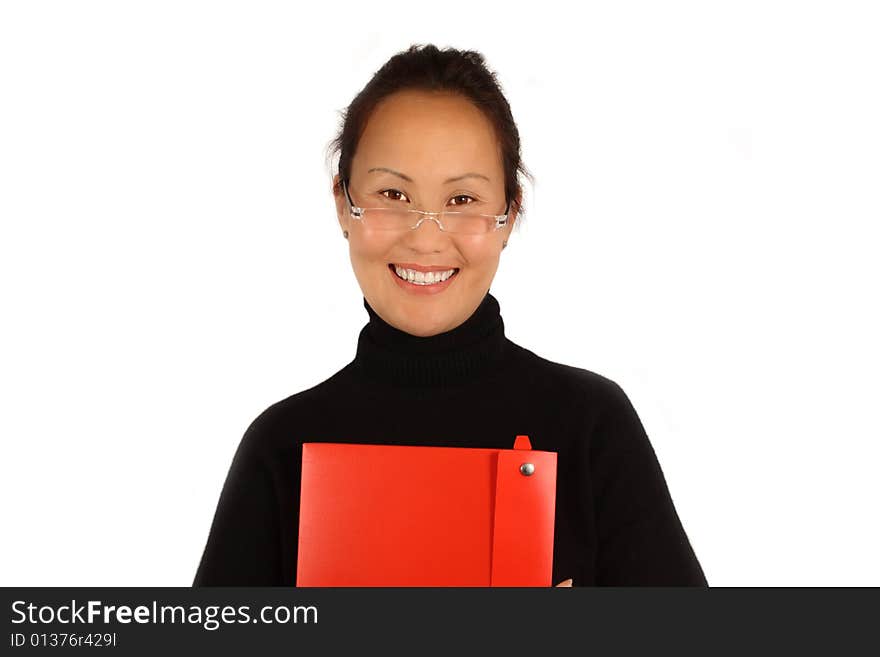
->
[393, 265, 457, 285]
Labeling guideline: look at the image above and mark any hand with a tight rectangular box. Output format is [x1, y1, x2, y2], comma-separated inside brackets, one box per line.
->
[554, 578, 573, 587]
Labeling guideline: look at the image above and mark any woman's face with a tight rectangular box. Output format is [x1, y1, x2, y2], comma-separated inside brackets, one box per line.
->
[334, 89, 518, 338]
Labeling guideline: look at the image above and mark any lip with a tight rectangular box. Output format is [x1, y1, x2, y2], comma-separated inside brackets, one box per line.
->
[388, 263, 459, 295]
[390, 262, 460, 273]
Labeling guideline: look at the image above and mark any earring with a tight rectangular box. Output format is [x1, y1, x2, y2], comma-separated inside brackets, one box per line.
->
[502, 241, 508, 249]
[343, 230, 349, 239]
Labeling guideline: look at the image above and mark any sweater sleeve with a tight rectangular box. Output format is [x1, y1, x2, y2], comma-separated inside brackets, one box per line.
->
[192, 414, 282, 586]
[589, 382, 708, 586]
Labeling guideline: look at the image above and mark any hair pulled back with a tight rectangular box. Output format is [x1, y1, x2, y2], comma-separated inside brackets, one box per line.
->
[327, 43, 533, 224]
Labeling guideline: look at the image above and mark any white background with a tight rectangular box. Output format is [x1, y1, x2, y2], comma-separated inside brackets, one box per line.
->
[1, 0, 877, 586]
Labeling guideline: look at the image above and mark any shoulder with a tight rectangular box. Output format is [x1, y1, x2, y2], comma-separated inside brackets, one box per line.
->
[233, 364, 355, 458]
[506, 339, 629, 411]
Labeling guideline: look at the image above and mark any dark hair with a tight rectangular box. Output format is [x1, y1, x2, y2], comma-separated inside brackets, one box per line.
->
[326, 43, 533, 225]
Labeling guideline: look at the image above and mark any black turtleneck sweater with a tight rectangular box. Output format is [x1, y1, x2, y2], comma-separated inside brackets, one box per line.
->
[193, 292, 707, 586]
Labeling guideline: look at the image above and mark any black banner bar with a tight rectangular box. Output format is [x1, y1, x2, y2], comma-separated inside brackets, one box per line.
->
[2, 588, 876, 654]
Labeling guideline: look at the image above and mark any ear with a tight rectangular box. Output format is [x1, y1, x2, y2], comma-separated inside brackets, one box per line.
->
[506, 189, 523, 233]
[333, 174, 349, 234]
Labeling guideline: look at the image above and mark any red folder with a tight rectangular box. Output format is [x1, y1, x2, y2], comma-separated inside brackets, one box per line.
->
[296, 435, 557, 587]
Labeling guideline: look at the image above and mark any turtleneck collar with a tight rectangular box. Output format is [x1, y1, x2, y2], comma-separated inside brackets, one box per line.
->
[352, 291, 509, 388]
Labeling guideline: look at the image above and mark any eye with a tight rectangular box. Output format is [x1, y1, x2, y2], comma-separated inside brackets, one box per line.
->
[379, 189, 409, 202]
[449, 194, 477, 206]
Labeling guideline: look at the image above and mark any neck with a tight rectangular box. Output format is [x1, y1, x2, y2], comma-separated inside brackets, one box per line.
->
[352, 292, 509, 388]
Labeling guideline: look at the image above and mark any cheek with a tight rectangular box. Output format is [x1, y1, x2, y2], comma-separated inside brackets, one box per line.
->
[350, 232, 397, 263]
[457, 240, 503, 270]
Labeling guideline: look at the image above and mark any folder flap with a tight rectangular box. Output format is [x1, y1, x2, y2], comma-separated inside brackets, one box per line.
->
[490, 445, 557, 587]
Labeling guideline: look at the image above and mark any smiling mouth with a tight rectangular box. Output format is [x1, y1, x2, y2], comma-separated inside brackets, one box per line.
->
[388, 264, 460, 285]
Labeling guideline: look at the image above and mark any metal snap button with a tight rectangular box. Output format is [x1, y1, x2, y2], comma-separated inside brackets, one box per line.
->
[520, 462, 535, 476]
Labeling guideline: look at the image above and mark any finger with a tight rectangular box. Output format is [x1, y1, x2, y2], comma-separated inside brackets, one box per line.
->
[554, 578, 573, 587]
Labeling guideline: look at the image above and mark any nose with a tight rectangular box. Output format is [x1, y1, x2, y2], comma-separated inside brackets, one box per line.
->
[398, 214, 450, 252]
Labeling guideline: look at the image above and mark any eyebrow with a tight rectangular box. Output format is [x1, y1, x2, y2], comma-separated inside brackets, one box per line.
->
[367, 167, 490, 184]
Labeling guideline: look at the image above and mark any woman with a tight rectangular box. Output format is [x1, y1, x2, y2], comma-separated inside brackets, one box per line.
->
[193, 44, 707, 587]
